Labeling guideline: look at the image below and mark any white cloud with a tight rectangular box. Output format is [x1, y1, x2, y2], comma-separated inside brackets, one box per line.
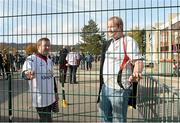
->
[1, 0, 178, 46]
[10, 18, 80, 45]
[12, 23, 47, 35]
[50, 34, 80, 45]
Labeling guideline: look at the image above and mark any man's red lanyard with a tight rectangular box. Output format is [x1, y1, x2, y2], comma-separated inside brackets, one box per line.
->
[120, 37, 130, 71]
[116, 37, 131, 89]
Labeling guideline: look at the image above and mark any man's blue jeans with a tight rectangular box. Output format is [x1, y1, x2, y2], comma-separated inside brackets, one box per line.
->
[69, 65, 78, 83]
[98, 84, 131, 122]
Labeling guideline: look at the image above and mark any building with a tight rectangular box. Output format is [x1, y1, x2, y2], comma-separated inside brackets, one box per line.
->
[145, 25, 160, 65]
[146, 13, 180, 74]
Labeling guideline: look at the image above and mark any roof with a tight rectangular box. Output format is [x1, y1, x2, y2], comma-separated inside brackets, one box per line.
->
[160, 15, 180, 29]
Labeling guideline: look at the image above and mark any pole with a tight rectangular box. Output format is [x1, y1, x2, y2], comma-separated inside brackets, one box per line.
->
[8, 74, 12, 122]
[60, 69, 68, 108]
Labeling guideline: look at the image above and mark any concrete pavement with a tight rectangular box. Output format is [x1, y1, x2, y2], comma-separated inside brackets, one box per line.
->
[0, 62, 144, 122]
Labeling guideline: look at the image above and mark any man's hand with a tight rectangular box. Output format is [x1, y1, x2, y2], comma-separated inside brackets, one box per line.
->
[128, 72, 142, 82]
[129, 60, 144, 82]
[24, 70, 35, 80]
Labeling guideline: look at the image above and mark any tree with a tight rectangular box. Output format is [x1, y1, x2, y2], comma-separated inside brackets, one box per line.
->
[24, 43, 37, 55]
[128, 27, 146, 54]
[0, 43, 9, 52]
[0, 43, 17, 55]
[80, 19, 105, 55]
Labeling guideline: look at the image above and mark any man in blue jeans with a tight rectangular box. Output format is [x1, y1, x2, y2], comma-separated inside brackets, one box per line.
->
[98, 16, 144, 122]
[66, 47, 80, 84]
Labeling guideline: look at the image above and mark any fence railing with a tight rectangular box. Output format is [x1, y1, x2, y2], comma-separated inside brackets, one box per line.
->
[1, 68, 180, 122]
[137, 74, 180, 122]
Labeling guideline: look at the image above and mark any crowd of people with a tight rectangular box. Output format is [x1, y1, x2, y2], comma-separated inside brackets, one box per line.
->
[0, 46, 97, 81]
[0, 50, 25, 79]
[52, 50, 96, 71]
[54, 47, 96, 84]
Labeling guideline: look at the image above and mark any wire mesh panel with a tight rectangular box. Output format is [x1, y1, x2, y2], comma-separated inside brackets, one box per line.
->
[0, 0, 180, 122]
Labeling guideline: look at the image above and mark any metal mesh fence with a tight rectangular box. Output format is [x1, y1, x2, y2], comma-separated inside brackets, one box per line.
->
[0, 0, 180, 122]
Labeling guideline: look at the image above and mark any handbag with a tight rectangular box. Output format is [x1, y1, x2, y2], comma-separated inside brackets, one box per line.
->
[52, 77, 59, 113]
[128, 82, 138, 109]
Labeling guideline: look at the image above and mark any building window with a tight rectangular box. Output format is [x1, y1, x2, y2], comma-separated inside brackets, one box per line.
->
[172, 45, 177, 52]
[160, 46, 169, 52]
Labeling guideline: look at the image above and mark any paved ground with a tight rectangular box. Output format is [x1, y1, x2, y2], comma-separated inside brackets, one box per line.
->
[1, 62, 180, 122]
[138, 66, 180, 122]
[145, 66, 180, 96]
[0, 62, 145, 122]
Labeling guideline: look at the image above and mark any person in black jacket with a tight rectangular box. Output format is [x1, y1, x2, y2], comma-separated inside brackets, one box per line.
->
[97, 16, 144, 122]
[3, 49, 11, 80]
[59, 46, 69, 83]
[0, 52, 5, 79]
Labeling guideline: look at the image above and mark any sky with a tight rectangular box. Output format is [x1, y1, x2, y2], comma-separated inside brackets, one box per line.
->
[0, 0, 180, 45]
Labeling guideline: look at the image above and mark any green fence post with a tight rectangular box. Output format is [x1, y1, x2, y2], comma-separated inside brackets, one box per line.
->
[8, 74, 12, 122]
[59, 69, 68, 108]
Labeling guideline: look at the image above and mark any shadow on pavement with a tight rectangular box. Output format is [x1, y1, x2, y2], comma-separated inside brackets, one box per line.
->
[0, 78, 28, 104]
